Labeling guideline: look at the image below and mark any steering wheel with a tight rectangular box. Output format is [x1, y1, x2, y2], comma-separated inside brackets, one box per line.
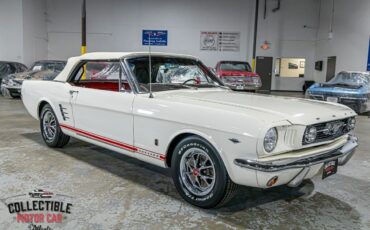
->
[182, 79, 198, 85]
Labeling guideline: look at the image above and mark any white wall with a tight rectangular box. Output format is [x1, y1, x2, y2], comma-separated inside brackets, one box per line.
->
[46, 0, 323, 91]
[46, 0, 254, 67]
[22, 0, 48, 66]
[315, 0, 370, 83]
[0, 0, 47, 67]
[1, 0, 368, 90]
[0, 0, 23, 63]
[256, 0, 320, 91]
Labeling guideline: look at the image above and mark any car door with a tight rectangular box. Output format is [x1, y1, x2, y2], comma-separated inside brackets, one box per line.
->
[68, 60, 135, 154]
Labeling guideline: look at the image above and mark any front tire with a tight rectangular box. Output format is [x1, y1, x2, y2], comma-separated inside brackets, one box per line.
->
[40, 104, 70, 148]
[171, 136, 237, 208]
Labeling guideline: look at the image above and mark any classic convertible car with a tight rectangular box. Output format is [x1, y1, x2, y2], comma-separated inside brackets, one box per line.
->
[214, 61, 262, 91]
[22, 52, 358, 208]
[306, 71, 370, 113]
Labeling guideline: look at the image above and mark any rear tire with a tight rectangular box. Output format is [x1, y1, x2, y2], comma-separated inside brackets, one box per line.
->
[171, 136, 238, 208]
[40, 104, 70, 148]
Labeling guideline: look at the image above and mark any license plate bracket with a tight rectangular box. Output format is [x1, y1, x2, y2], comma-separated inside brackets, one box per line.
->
[326, 97, 338, 103]
[322, 159, 338, 179]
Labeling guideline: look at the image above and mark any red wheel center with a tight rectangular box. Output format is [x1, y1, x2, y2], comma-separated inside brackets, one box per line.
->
[193, 168, 199, 176]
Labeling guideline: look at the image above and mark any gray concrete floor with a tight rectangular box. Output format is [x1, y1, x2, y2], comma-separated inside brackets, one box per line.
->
[0, 93, 369, 230]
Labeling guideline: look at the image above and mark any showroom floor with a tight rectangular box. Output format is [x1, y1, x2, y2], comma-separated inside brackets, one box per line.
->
[0, 93, 369, 230]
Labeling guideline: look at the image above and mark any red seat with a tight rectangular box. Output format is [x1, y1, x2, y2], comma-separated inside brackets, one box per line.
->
[75, 81, 130, 91]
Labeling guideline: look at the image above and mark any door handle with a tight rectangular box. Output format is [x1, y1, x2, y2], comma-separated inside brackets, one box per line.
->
[69, 90, 79, 95]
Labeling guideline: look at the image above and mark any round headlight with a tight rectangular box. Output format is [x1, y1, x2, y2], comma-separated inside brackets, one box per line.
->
[347, 117, 356, 130]
[264, 128, 278, 153]
[304, 126, 317, 144]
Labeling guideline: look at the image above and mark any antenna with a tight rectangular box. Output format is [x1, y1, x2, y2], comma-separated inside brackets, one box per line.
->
[148, 32, 154, 98]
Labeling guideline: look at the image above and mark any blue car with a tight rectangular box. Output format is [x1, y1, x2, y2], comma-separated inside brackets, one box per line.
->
[306, 71, 370, 114]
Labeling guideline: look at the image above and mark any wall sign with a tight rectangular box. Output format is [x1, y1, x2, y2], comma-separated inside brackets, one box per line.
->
[200, 31, 240, 52]
[142, 30, 168, 46]
[367, 38, 370, 71]
[200, 32, 219, 51]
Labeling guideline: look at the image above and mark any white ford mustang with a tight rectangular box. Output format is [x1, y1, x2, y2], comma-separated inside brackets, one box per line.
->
[22, 52, 358, 208]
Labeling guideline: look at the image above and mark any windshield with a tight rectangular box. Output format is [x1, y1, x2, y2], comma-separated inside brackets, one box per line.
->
[30, 62, 66, 72]
[329, 72, 370, 86]
[127, 56, 223, 92]
[219, 62, 251, 72]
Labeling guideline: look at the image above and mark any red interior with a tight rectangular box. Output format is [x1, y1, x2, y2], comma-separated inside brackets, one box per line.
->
[74, 81, 131, 91]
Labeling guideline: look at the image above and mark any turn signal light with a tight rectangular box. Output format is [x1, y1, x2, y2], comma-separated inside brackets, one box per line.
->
[266, 176, 278, 187]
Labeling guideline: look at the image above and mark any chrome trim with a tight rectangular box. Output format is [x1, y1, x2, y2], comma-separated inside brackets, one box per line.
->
[287, 167, 310, 187]
[308, 94, 324, 100]
[234, 135, 358, 172]
[339, 96, 368, 101]
[121, 58, 141, 94]
[309, 94, 368, 102]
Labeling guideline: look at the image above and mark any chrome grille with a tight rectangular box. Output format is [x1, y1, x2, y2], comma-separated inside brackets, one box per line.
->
[302, 118, 353, 145]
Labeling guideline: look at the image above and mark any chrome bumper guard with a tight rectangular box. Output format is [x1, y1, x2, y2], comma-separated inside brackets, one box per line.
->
[234, 135, 358, 173]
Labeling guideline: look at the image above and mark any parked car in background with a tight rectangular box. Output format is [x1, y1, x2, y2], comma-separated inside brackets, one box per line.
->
[22, 52, 358, 208]
[214, 61, 262, 91]
[306, 71, 370, 114]
[1, 60, 66, 98]
[0, 61, 28, 95]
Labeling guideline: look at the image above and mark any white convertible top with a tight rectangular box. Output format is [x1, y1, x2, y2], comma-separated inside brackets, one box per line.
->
[54, 52, 197, 82]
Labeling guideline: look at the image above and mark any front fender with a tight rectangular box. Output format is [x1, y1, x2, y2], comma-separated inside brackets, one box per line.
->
[165, 127, 259, 186]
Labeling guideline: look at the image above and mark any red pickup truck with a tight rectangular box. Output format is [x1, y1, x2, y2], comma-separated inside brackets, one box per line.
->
[214, 61, 262, 91]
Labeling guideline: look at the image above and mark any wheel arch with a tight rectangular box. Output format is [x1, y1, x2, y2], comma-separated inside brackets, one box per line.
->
[165, 130, 231, 174]
[37, 98, 56, 119]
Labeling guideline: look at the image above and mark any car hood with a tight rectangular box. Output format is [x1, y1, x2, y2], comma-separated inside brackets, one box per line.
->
[13, 70, 54, 81]
[217, 70, 259, 77]
[155, 89, 355, 125]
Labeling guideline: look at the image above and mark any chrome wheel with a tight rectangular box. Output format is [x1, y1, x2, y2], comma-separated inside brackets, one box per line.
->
[42, 110, 57, 141]
[179, 147, 216, 196]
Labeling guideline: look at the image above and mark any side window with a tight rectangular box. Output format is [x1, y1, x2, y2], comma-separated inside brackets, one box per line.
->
[70, 61, 130, 92]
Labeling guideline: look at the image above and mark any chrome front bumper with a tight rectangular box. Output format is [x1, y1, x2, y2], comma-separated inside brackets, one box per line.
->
[225, 82, 262, 90]
[4, 86, 22, 94]
[308, 95, 370, 113]
[234, 135, 358, 187]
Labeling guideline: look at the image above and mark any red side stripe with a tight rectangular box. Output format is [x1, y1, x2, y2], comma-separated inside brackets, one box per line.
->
[60, 124, 165, 161]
